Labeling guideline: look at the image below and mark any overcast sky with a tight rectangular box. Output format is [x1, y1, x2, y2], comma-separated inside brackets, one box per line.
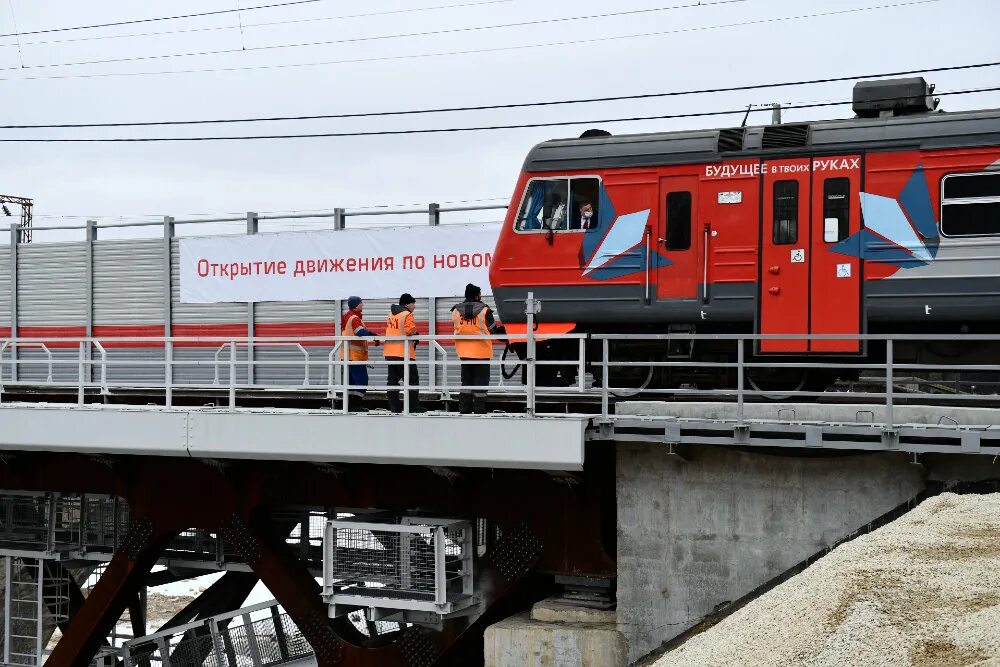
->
[1, 0, 998, 240]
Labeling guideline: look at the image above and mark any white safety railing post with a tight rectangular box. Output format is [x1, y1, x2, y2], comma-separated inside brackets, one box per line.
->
[165, 341, 173, 408]
[341, 349, 349, 415]
[297, 343, 310, 386]
[885, 337, 894, 431]
[208, 618, 226, 666]
[155, 636, 172, 667]
[403, 343, 411, 415]
[525, 292, 539, 417]
[577, 338, 586, 393]
[77, 341, 86, 406]
[737, 338, 745, 424]
[4, 556, 11, 663]
[601, 338, 610, 419]
[229, 340, 237, 410]
[243, 612, 264, 666]
[0, 341, 7, 401]
[434, 526, 446, 607]
[428, 295, 437, 392]
[35, 557, 43, 664]
[93, 341, 109, 395]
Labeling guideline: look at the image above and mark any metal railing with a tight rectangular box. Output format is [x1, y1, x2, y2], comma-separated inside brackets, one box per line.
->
[0, 492, 129, 557]
[2, 202, 509, 240]
[121, 599, 311, 667]
[322, 517, 476, 620]
[0, 328, 999, 432]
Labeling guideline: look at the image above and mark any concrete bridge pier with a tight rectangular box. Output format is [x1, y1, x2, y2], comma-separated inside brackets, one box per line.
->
[616, 444, 994, 663]
[484, 442, 996, 666]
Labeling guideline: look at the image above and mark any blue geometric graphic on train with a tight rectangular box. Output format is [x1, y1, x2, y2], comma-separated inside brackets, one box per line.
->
[829, 164, 939, 268]
[581, 185, 671, 281]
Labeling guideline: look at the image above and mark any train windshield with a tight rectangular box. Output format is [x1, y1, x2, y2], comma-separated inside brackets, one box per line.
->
[516, 177, 600, 232]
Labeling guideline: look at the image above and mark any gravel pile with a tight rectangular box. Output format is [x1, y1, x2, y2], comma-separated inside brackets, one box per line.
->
[655, 493, 1000, 667]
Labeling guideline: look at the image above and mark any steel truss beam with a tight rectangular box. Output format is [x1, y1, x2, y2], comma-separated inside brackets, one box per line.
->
[0, 447, 615, 666]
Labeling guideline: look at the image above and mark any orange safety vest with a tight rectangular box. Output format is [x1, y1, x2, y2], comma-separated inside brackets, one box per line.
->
[342, 311, 369, 361]
[385, 308, 417, 360]
[451, 301, 493, 360]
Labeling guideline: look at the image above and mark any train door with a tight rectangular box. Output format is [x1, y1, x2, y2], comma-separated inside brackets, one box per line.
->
[656, 175, 701, 300]
[809, 155, 862, 353]
[759, 158, 811, 352]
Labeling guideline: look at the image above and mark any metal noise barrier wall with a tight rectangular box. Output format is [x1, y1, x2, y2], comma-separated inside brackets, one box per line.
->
[2, 233, 507, 391]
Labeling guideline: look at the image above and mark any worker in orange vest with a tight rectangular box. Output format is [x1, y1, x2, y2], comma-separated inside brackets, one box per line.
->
[385, 293, 425, 413]
[450, 283, 502, 414]
[341, 296, 378, 412]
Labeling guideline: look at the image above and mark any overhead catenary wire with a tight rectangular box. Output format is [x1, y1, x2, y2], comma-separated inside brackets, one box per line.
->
[3, 86, 997, 142]
[0, 0, 609, 49]
[9, 0, 746, 71]
[0, 0, 953, 81]
[2, 60, 996, 129]
[0, 0, 334, 39]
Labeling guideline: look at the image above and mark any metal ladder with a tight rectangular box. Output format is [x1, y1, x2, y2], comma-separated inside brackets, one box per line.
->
[2, 556, 70, 665]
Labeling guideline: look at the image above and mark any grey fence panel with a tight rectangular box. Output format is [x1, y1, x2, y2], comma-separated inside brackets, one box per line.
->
[255, 299, 336, 324]
[17, 242, 87, 326]
[18, 348, 78, 383]
[174, 346, 248, 387]
[103, 347, 167, 386]
[170, 239, 247, 325]
[254, 345, 332, 387]
[0, 248, 10, 328]
[93, 239, 164, 326]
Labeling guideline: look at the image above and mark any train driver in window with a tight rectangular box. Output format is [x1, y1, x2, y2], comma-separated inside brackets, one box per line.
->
[570, 197, 595, 230]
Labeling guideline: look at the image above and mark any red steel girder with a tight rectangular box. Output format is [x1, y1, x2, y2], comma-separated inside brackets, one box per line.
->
[0, 448, 615, 666]
[46, 517, 177, 666]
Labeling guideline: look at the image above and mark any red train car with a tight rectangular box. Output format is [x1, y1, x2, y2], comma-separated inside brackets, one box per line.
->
[489, 78, 1000, 389]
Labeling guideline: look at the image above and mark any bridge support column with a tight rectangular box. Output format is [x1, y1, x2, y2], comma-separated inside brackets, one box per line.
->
[46, 517, 176, 667]
[616, 444, 926, 663]
[485, 599, 627, 667]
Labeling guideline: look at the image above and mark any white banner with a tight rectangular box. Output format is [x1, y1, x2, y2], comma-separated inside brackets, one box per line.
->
[179, 223, 500, 303]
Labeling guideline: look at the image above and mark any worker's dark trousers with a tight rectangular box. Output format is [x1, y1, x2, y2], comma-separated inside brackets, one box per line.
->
[386, 357, 420, 412]
[459, 361, 490, 414]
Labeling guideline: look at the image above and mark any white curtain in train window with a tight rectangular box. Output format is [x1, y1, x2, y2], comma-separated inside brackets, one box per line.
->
[179, 223, 501, 303]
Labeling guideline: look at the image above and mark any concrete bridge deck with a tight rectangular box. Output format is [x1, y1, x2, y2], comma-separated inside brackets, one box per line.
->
[0, 403, 588, 470]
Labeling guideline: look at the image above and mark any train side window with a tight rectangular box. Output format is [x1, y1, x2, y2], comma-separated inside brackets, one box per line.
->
[515, 179, 569, 232]
[823, 178, 850, 242]
[665, 191, 692, 250]
[569, 177, 601, 231]
[941, 172, 1000, 237]
[772, 180, 798, 245]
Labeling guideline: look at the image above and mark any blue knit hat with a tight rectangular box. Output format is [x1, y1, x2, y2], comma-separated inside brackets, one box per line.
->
[347, 296, 362, 309]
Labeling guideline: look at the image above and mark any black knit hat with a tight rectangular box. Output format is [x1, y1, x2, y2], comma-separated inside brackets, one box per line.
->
[399, 293, 416, 306]
[464, 283, 481, 301]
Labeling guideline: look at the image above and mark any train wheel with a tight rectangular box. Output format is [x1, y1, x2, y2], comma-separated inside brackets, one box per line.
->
[745, 366, 809, 400]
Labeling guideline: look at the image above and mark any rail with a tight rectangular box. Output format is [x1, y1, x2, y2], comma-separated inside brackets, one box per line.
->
[0, 326, 999, 433]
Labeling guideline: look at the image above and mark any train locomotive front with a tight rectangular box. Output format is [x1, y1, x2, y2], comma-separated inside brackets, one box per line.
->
[488, 78, 1000, 392]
